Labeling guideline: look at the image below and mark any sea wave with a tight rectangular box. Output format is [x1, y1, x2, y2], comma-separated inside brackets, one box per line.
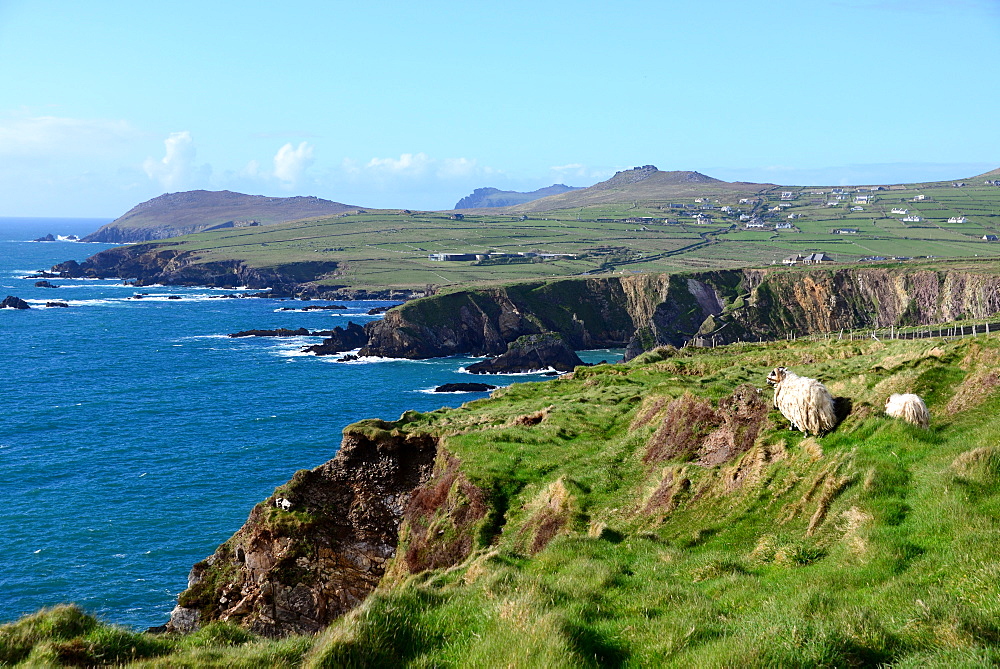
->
[414, 386, 501, 394]
[456, 366, 561, 376]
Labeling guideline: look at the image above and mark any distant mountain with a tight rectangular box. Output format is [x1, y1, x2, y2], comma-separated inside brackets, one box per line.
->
[507, 165, 774, 213]
[453, 184, 582, 210]
[82, 190, 359, 243]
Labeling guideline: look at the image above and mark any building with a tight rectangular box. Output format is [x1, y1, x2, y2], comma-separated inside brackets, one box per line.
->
[855, 195, 870, 204]
[891, 208, 908, 215]
[803, 252, 832, 264]
[851, 206, 865, 212]
[782, 254, 804, 265]
[780, 191, 794, 200]
[984, 235, 998, 242]
[834, 228, 858, 234]
[902, 215, 922, 223]
[912, 194, 926, 201]
[428, 253, 478, 261]
[948, 216, 968, 224]
[776, 222, 793, 229]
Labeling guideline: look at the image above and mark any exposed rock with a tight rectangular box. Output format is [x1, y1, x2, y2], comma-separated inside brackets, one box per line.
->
[34, 280, 59, 288]
[166, 425, 440, 637]
[302, 322, 368, 356]
[454, 184, 581, 209]
[433, 382, 498, 393]
[45, 302, 69, 308]
[1, 296, 30, 309]
[32, 233, 55, 242]
[49, 244, 339, 292]
[228, 328, 330, 338]
[367, 305, 396, 315]
[466, 333, 585, 374]
[277, 304, 347, 311]
[360, 264, 1000, 362]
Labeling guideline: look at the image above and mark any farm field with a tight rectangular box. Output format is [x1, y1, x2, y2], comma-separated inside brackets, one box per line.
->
[91, 173, 1000, 291]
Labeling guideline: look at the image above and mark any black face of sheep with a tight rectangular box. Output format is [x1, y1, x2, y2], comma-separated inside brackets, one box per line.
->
[766, 367, 787, 387]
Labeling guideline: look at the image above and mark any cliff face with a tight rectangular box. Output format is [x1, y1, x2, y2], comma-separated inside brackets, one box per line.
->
[168, 424, 440, 637]
[732, 267, 1000, 341]
[50, 244, 338, 291]
[361, 276, 683, 359]
[361, 265, 1000, 360]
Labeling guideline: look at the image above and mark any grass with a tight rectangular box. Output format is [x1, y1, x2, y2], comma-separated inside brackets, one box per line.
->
[89, 179, 1000, 292]
[8, 333, 1000, 665]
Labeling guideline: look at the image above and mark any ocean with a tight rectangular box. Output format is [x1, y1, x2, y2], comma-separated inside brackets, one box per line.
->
[0, 217, 622, 630]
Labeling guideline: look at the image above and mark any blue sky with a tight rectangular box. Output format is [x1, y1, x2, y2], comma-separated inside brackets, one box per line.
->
[1, 0, 998, 217]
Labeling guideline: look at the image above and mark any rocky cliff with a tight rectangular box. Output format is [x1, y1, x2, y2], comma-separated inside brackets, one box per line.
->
[360, 263, 1000, 360]
[453, 184, 581, 209]
[49, 243, 339, 292]
[168, 422, 441, 637]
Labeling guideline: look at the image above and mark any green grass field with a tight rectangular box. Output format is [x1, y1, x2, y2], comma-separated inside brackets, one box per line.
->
[128, 178, 1000, 291]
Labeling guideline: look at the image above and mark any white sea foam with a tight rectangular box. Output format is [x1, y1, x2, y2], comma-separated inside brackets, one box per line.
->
[456, 366, 560, 376]
[276, 348, 314, 358]
[173, 335, 232, 341]
[414, 386, 501, 395]
[319, 353, 418, 364]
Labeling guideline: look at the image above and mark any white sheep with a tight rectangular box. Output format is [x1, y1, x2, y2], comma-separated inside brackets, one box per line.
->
[884, 393, 929, 429]
[766, 366, 838, 436]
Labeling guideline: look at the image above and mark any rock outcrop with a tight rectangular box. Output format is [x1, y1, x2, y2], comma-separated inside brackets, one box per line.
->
[466, 333, 585, 374]
[360, 263, 1000, 361]
[302, 322, 368, 356]
[168, 424, 440, 637]
[433, 382, 497, 393]
[49, 245, 338, 292]
[453, 184, 581, 209]
[1, 296, 30, 309]
[228, 328, 330, 338]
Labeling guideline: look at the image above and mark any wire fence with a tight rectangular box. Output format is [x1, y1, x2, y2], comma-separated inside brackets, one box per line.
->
[689, 320, 1000, 348]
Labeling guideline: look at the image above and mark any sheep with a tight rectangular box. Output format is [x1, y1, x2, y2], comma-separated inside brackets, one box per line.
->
[766, 366, 838, 436]
[884, 393, 930, 429]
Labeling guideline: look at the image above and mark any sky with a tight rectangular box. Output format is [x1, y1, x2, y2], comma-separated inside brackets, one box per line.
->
[1, 0, 998, 217]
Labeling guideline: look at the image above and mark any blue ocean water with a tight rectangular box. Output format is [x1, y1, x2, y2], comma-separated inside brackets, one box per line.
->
[0, 217, 622, 629]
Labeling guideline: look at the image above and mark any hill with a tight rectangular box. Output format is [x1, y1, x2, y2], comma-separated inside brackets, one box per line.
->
[505, 165, 774, 213]
[81, 190, 359, 243]
[7, 331, 1000, 665]
[50, 166, 1000, 295]
[454, 184, 582, 209]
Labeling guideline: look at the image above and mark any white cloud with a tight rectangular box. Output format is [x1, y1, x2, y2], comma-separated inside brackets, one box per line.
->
[0, 114, 138, 158]
[365, 152, 431, 176]
[438, 157, 479, 179]
[550, 163, 612, 183]
[143, 131, 199, 190]
[273, 142, 315, 184]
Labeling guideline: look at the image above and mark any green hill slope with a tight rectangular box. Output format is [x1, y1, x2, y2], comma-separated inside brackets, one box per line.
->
[56, 168, 1000, 294]
[8, 332, 1000, 666]
[81, 190, 359, 243]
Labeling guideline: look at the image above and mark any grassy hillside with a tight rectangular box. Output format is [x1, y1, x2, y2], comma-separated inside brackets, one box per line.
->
[7, 331, 1000, 666]
[76, 172, 1000, 292]
[81, 191, 358, 243]
[74, 173, 1000, 288]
